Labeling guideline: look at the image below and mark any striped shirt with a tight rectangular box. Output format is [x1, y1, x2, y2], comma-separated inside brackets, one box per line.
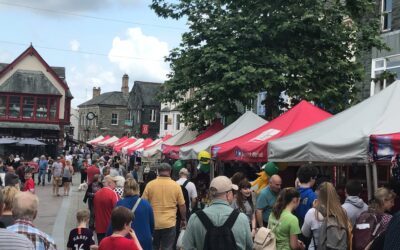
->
[0, 228, 35, 250]
[7, 219, 56, 250]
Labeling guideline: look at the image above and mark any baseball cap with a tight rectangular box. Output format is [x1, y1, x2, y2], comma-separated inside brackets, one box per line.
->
[179, 168, 189, 176]
[158, 163, 172, 171]
[210, 176, 238, 193]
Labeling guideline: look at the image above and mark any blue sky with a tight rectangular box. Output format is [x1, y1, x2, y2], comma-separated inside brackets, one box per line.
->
[0, 0, 186, 107]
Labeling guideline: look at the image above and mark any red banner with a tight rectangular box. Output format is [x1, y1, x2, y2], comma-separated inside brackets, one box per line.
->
[142, 124, 149, 135]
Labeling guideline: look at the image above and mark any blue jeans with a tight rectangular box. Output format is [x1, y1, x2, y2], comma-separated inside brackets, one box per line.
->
[38, 169, 46, 185]
[153, 226, 176, 250]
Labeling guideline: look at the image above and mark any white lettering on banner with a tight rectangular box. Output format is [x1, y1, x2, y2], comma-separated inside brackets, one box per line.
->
[248, 129, 281, 142]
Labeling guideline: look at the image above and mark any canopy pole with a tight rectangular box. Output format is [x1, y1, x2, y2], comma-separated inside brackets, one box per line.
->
[366, 163, 372, 200]
[210, 160, 215, 182]
[372, 162, 378, 193]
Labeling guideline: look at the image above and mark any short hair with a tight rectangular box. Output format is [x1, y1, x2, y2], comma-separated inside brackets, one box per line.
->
[12, 192, 39, 221]
[2, 186, 18, 211]
[124, 178, 140, 197]
[297, 165, 319, 183]
[76, 209, 90, 223]
[346, 180, 363, 196]
[0, 188, 3, 213]
[92, 174, 100, 183]
[111, 206, 134, 232]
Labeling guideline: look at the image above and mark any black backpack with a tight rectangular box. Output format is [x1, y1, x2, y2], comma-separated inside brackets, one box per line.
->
[196, 210, 240, 250]
[177, 180, 190, 220]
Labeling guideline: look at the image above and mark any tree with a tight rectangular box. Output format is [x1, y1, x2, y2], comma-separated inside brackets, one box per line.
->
[151, 0, 386, 130]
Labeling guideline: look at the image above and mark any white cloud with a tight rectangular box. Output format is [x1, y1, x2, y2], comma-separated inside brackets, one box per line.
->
[69, 39, 80, 51]
[0, 50, 12, 62]
[8, 0, 141, 12]
[108, 27, 170, 82]
[68, 63, 118, 108]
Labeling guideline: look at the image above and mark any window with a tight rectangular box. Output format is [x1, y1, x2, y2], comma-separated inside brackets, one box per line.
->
[164, 115, 168, 130]
[49, 98, 57, 120]
[382, 0, 392, 31]
[150, 109, 156, 122]
[111, 113, 118, 125]
[9, 96, 21, 118]
[0, 96, 7, 118]
[137, 110, 140, 124]
[22, 97, 34, 119]
[176, 114, 181, 130]
[36, 98, 48, 119]
[371, 55, 400, 95]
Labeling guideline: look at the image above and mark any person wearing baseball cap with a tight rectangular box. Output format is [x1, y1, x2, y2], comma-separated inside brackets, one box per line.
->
[182, 176, 253, 250]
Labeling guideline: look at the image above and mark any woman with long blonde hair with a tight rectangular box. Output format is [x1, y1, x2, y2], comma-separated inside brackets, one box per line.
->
[62, 160, 74, 196]
[302, 182, 350, 250]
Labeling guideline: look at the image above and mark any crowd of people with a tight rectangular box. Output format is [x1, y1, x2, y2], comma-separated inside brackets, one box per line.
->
[1, 148, 400, 250]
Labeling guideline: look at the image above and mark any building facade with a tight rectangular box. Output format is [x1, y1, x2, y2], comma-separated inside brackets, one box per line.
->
[77, 75, 129, 141]
[359, 0, 400, 98]
[0, 46, 73, 157]
[159, 101, 185, 137]
[128, 81, 161, 139]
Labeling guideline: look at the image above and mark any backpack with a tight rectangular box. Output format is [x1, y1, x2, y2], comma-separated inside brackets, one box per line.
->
[253, 227, 277, 250]
[177, 180, 190, 220]
[353, 211, 384, 250]
[196, 210, 239, 250]
[318, 215, 348, 250]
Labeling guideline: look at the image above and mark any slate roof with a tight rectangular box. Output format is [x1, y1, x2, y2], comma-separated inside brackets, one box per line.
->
[0, 63, 66, 79]
[131, 81, 162, 106]
[78, 91, 128, 107]
[0, 70, 62, 95]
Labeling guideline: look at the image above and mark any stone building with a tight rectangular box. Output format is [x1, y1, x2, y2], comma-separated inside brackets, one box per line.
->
[77, 74, 129, 141]
[0, 45, 73, 157]
[128, 81, 162, 139]
[358, 0, 400, 98]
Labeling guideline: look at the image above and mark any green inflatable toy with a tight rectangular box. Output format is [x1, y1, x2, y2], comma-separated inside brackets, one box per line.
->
[173, 160, 184, 172]
[263, 162, 279, 176]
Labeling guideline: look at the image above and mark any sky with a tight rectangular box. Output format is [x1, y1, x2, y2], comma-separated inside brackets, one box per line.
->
[0, 0, 187, 107]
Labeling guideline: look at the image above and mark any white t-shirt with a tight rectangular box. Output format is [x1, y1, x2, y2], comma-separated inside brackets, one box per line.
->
[176, 177, 198, 209]
[301, 208, 324, 250]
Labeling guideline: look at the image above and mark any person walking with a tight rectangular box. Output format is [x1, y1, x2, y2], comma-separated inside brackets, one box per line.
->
[87, 160, 100, 185]
[341, 180, 368, 226]
[231, 178, 256, 237]
[7, 192, 56, 249]
[142, 163, 186, 250]
[269, 187, 305, 250]
[302, 182, 350, 250]
[256, 174, 282, 227]
[37, 155, 48, 186]
[94, 175, 119, 244]
[106, 178, 154, 250]
[63, 160, 74, 196]
[52, 157, 63, 196]
[81, 159, 88, 184]
[0, 186, 18, 227]
[182, 176, 253, 250]
[47, 158, 53, 184]
[83, 174, 103, 230]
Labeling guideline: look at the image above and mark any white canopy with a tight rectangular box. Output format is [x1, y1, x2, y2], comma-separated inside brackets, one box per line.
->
[268, 81, 400, 163]
[87, 135, 103, 144]
[179, 111, 267, 160]
[142, 128, 198, 160]
[98, 136, 119, 146]
[121, 139, 144, 154]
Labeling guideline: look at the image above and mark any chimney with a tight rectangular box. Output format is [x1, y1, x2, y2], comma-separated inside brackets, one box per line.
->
[92, 87, 101, 98]
[122, 74, 129, 96]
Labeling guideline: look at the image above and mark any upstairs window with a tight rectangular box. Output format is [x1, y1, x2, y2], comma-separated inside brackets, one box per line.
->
[382, 0, 392, 31]
[111, 113, 118, 125]
[9, 96, 21, 118]
[164, 115, 168, 130]
[176, 114, 181, 130]
[150, 109, 156, 122]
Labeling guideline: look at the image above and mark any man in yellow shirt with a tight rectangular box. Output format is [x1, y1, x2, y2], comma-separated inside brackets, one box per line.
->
[142, 163, 186, 250]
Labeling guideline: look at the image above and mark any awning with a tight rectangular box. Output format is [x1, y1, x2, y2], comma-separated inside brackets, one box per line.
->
[0, 122, 60, 131]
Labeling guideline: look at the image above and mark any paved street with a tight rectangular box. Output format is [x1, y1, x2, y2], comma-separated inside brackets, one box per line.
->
[35, 174, 86, 250]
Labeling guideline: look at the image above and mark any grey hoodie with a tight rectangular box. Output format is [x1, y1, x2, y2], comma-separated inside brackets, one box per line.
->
[342, 196, 368, 226]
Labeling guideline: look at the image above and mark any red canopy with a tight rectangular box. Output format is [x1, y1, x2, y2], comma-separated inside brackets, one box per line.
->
[127, 138, 154, 155]
[108, 136, 128, 147]
[211, 101, 332, 162]
[91, 135, 110, 145]
[113, 137, 137, 153]
[163, 120, 224, 159]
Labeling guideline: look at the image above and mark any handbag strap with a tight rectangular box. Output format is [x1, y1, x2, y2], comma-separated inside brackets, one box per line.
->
[131, 198, 141, 214]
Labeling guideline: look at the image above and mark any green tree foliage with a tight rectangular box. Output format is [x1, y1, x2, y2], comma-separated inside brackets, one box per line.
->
[151, 0, 386, 130]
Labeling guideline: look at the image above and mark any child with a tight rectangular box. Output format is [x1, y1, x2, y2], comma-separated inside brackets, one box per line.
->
[22, 168, 35, 193]
[67, 209, 97, 250]
[99, 207, 142, 250]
